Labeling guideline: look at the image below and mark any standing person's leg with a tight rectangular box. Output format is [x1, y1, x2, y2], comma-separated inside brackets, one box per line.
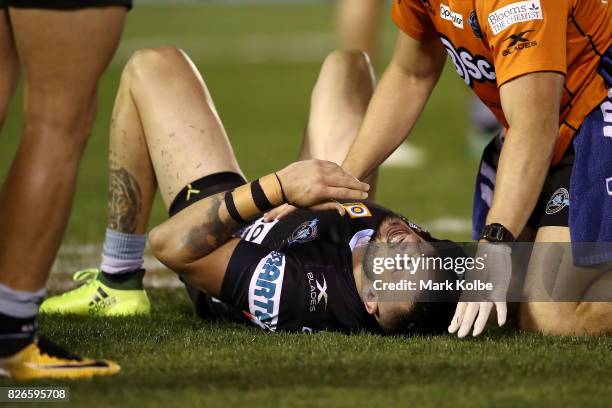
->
[0, 6, 126, 379]
[0, 6, 126, 289]
[0, 8, 19, 130]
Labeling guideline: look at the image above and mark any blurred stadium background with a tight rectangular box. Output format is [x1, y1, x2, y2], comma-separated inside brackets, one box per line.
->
[1, 2, 609, 406]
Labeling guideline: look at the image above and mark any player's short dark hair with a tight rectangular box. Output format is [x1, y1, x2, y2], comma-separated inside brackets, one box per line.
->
[376, 299, 458, 335]
[380, 257, 461, 334]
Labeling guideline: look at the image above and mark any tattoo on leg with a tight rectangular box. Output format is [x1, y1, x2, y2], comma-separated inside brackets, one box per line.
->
[108, 161, 142, 233]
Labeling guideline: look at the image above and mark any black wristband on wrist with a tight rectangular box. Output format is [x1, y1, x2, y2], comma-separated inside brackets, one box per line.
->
[251, 179, 274, 212]
[274, 172, 289, 204]
[224, 191, 245, 223]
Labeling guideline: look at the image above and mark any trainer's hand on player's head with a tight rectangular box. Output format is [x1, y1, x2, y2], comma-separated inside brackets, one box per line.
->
[276, 160, 369, 208]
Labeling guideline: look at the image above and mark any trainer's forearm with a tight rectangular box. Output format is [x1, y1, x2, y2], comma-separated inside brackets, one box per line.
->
[342, 61, 438, 179]
[488, 72, 564, 238]
[485, 126, 556, 238]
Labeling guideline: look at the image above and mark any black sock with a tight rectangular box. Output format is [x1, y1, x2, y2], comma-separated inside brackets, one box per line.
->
[99, 269, 145, 290]
[0, 312, 37, 357]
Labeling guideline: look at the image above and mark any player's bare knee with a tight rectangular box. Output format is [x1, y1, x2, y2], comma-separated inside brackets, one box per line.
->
[314, 49, 375, 104]
[319, 49, 373, 84]
[519, 302, 546, 333]
[519, 302, 610, 336]
[125, 47, 186, 85]
[519, 302, 570, 335]
[322, 49, 372, 75]
[573, 302, 612, 335]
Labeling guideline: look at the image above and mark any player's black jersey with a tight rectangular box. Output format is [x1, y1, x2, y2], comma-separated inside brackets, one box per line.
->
[219, 202, 408, 333]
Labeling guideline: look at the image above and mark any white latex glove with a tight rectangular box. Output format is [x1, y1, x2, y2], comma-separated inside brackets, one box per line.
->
[448, 243, 512, 338]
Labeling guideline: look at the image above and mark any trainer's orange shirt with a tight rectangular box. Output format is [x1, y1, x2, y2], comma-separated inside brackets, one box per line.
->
[392, 0, 610, 165]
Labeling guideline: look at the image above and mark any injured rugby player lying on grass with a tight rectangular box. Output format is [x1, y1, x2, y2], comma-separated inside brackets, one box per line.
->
[40, 47, 612, 337]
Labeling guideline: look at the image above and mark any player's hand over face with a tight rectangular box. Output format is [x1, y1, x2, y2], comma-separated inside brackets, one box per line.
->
[448, 243, 512, 338]
[276, 160, 369, 211]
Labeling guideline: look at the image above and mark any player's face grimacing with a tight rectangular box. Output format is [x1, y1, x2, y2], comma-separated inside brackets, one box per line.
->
[371, 215, 438, 260]
[374, 215, 426, 244]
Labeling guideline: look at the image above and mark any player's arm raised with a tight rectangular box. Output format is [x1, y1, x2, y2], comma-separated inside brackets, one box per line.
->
[149, 159, 369, 271]
[342, 31, 446, 180]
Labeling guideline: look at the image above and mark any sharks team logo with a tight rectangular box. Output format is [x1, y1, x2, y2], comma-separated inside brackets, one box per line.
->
[289, 219, 319, 245]
[545, 188, 570, 215]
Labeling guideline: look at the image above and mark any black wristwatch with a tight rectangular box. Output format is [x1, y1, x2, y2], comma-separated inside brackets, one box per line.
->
[480, 223, 516, 243]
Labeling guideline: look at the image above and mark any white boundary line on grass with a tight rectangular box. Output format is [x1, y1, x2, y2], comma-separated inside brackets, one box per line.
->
[112, 28, 396, 67]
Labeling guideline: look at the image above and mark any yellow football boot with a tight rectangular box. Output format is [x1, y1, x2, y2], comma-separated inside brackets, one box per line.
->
[0, 337, 119, 380]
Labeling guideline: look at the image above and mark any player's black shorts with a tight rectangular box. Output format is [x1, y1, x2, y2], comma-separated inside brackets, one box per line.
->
[0, 0, 132, 9]
[473, 134, 573, 239]
[169, 171, 248, 322]
[527, 144, 574, 229]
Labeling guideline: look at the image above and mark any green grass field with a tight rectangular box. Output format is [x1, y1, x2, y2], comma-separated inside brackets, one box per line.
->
[0, 3, 610, 407]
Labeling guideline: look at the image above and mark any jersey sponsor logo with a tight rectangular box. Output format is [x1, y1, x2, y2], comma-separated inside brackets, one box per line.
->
[240, 217, 278, 244]
[289, 219, 319, 245]
[248, 251, 286, 331]
[502, 30, 538, 56]
[488, 0, 543, 35]
[545, 188, 570, 215]
[306, 269, 328, 312]
[469, 10, 483, 39]
[439, 35, 496, 88]
[440, 4, 464, 29]
[342, 203, 372, 218]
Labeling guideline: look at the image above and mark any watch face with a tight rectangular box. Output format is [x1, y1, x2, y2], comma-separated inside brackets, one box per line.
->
[491, 226, 504, 241]
[481, 224, 514, 242]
